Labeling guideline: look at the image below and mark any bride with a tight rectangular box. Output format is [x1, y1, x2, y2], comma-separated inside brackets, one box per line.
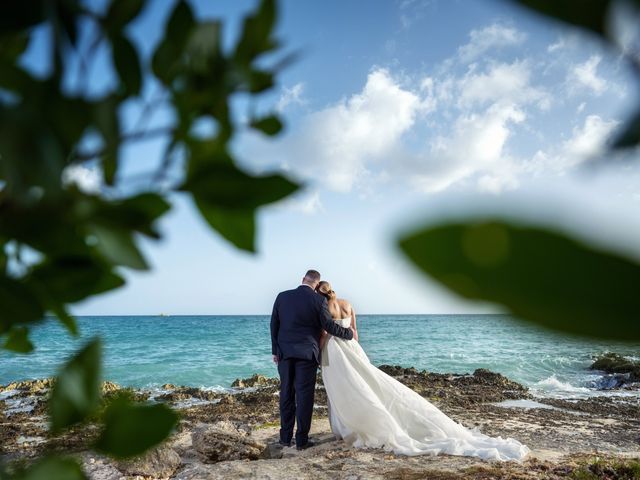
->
[315, 281, 530, 461]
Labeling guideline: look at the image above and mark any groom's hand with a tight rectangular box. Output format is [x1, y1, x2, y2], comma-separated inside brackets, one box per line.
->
[272, 354, 279, 365]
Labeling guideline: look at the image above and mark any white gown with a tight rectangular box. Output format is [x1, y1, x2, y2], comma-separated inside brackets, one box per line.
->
[321, 318, 530, 461]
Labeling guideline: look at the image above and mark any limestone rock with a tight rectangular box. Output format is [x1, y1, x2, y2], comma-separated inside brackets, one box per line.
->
[115, 445, 181, 478]
[231, 374, 277, 388]
[191, 421, 266, 463]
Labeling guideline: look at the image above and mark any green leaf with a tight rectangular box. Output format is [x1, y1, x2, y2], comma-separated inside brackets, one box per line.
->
[511, 0, 613, 37]
[111, 34, 142, 95]
[95, 398, 179, 458]
[51, 303, 78, 336]
[612, 108, 640, 149]
[50, 339, 102, 432]
[3, 326, 33, 353]
[247, 68, 274, 93]
[183, 162, 300, 210]
[17, 456, 86, 480]
[0, 2, 46, 32]
[0, 32, 30, 62]
[234, 0, 277, 65]
[399, 220, 640, 341]
[30, 255, 118, 303]
[193, 198, 255, 252]
[250, 114, 283, 136]
[166, 0, 195, 42]
[152, 0, 194, 84]
[105, 0, 145, 33]
[93, 95, 121, 185]
[94, 193, 171, 239]
[0, 276, 44, 334]
[88, 224, 149, 270]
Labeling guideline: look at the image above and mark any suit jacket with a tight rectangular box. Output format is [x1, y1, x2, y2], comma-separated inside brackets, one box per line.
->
[271, 285, 354, 363]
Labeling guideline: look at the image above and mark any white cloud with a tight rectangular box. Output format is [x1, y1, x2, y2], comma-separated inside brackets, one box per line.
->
[284, 190, 324, 215]
[563, 114, 618, 158]
[457, 23, 526, 63]
[526, 115, 619, 174]
[456, 61, 550, 110]
[61, 164, 101, 193]
[547, 38, 566, 53]
[568, 55, 607, 95]
[243, 22, 624, 198]
[408, 102, 525, 193]
[276, 83, 306, 112]
[261, 68, 423, 192]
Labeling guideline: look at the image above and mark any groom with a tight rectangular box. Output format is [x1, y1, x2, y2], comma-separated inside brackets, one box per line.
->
[270, 269, 353, 450]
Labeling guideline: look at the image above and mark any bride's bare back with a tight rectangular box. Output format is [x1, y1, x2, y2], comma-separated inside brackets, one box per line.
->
[316, 280, 358, 343]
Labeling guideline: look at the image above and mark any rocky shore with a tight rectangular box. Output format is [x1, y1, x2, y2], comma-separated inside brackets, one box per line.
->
[1, 364, 639, 479]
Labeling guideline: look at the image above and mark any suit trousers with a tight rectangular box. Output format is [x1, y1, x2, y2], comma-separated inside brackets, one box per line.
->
[277, 357, 318, 445]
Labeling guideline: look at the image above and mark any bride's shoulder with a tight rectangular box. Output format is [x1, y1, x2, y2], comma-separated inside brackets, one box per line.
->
[337, 298, 351, 307]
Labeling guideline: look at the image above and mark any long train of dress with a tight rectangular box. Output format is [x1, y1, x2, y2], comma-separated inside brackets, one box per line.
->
[321, 318, 530, 461]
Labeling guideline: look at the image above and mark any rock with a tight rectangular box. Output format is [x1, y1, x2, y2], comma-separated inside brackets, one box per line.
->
[101, 381, 121, 395]
[82, 459, 122, 480]
[156, 386, 220, 403]
[192, 421, 266, 463]
[590, 353, 640, 383]
[231, 374, 277, 388]
[586, 373, 632, 390]
[115, 445, 181, 478]
[0, 378, 54, 395]
[218, 394, 235, 405]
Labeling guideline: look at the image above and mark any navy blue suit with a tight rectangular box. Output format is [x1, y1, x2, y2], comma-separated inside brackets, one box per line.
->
[271, 285, 353, 445]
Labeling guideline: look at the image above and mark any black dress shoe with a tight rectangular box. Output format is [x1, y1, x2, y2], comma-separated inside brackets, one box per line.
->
[296, 440, 315, 451]
[278, 440, 292, 447]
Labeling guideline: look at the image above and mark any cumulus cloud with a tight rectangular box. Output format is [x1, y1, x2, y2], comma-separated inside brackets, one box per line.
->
[243, 21, 623, 198]
[408, 103, 525, 193]
[254, 68, 423, 192]
[276, 83, 306, 112]
[457, 23, 526, 63]
[527, 115, 619, 174]
[568, 55, 607, 95]
[563, 115, 618, 158]
[456, 61, 550, 110]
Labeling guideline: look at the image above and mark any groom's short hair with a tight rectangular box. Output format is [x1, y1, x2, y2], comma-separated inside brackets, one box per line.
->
[304, 269, 321, 283]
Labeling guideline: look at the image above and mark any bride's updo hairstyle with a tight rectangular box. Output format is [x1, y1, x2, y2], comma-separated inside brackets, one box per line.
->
[316, 281, 337, 300]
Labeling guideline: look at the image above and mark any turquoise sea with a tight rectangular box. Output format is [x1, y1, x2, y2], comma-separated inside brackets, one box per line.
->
[1, 315, 638, 399]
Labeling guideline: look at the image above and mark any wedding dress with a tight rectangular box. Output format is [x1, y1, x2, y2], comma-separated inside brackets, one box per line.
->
[321, 318, 530, 461]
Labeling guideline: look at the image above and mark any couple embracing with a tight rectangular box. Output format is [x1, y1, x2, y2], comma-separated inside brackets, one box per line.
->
[270, 269, 529, 461]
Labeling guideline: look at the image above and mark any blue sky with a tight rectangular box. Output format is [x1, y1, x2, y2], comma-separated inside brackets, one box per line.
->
[60, 0, 640, 315]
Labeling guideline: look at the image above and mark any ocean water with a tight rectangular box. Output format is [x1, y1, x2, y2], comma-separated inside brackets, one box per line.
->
[1, 315, 638, 399]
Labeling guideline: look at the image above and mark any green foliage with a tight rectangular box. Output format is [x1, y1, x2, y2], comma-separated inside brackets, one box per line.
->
[0, 0, 295, 476]
[399, 220, 640, 341]
[49, 339, 102, 433]
[2, 326, 33, 353]
[8, 457, 87, 480]
[513, 1, 613, 36]
[95, 398, 179, 458]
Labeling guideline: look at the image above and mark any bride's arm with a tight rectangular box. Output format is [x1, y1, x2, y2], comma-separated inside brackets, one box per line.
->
[319, 330, 329, 350]
[350, 306, 358, 342]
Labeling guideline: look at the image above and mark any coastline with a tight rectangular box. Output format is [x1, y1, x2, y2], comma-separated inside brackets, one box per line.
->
[1, 366, 639, 479]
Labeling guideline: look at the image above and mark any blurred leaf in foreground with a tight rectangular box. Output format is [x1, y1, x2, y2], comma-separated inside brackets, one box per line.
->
[399, 220, 640, 341]
[95, 398, 179, 458]
[50, 339, 102, 432]
[11, 456, 86, 480]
